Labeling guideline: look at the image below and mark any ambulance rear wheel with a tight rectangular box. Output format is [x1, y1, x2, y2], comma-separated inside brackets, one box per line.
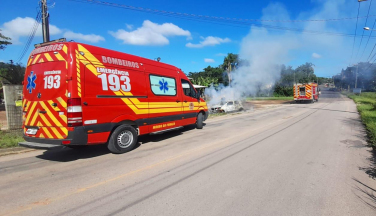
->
[108, 125, 138, 154]
[196, 112, 204, 129]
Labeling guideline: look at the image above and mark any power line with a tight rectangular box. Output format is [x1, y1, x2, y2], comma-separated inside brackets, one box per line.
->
[367, 36, 376, 62]
[361, 17, 376, 61]
[16, 10, 41, 63]
[69, 0, 376, 39]
[69, 0, 376, 23]
[362, 57, 376, 73]
[355, 0, 373, 62]
[350, 2, 361, 64]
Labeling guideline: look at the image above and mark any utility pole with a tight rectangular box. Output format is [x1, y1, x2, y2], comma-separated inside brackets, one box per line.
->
[41, 0, 50, 42]
[355, 63, 358, 89]
[294, 71, 295, 84]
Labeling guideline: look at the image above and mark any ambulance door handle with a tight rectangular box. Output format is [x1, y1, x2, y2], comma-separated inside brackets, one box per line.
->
[83, 102, 88, 105]
[176, 100, 181, 103]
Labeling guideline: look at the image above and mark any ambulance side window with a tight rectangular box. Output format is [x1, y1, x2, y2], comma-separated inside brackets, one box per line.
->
[181, 79, 196, 98]
[149, 75, 176, 96]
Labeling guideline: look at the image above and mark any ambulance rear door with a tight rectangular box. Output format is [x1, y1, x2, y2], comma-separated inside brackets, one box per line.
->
[23, 49, 68, 140]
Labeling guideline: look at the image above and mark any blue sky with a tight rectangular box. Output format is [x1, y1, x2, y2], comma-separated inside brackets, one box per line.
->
[1, 0, 375, 77]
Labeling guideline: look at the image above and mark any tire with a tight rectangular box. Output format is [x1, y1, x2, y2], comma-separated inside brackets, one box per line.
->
[108, 125, 138, 154]
[196, 112, 204, 129]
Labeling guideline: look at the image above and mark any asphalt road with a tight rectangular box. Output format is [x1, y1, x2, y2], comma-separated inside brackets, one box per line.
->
[1, 89, 375, 216]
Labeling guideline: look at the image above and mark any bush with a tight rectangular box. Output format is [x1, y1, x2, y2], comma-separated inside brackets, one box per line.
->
[0, 130, 24, 148]
[273, 85, 294, 97]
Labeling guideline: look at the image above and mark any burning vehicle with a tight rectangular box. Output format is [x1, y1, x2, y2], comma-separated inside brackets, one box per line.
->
[211, 100, 244, 113]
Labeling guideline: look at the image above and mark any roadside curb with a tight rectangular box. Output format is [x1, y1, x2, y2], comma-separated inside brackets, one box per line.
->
[0, 147, 36, 157]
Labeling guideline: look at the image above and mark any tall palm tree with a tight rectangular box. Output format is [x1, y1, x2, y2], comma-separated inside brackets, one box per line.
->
[222, 53, 238, 86]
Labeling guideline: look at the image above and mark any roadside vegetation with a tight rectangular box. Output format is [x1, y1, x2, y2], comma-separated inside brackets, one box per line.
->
[208, 112, 226, 118]
[343, 92, 376, 149]
[0, 130, 23, 148]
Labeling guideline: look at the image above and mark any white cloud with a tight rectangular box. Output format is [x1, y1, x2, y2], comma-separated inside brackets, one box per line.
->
[312, 53, 322, 58]
[1, 17, 61, 44]
[126, 24, 133, 30]
[216, 53, 227, 56]
[204, 58, 215, 63]
[109, 20, 191, 46]
[63, 31, 105, 43]
[186, 36, 231, 48]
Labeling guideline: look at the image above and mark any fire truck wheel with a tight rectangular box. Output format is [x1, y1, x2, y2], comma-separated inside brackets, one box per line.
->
[196, 112, 204, 129]
[108, 125, 138, 154]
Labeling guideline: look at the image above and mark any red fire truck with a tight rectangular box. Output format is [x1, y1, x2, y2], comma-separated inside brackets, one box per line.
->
[293, 82, 319, 103]
[19, 39, 208, 153]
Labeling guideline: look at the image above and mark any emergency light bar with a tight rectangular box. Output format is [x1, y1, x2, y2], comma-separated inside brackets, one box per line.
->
[34, 38, 66, 48]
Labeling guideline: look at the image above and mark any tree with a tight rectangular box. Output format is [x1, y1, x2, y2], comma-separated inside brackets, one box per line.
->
[0, 30, 12, 50]
[273, 62, 322, 97]
[188, 66, 225, 87]
[0, 61, 25, 85]
[334, 62, 376, 91]
[294, 62, 316, 84]
[221, 53, 239, 85]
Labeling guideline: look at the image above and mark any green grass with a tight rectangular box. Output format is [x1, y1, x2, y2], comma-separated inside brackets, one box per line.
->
[343, 92, 376, 149]
[0, 130, 24, 148]
[208, 112, 226, 118]
[246, 96, 294, 101]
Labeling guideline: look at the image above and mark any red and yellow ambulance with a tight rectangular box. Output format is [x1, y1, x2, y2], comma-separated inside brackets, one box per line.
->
[19, 39, 208, 153]
[293, 82, 319, 103]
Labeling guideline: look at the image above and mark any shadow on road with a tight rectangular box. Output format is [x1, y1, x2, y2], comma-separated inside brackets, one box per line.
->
[35, 125, 200, 162]
[36, 145, 111, 162]
[352, 177, 376, 211]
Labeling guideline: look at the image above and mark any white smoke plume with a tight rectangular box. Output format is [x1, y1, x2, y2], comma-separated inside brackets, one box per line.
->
[205, 27, 297, 106]
[205, 0, 357, 106]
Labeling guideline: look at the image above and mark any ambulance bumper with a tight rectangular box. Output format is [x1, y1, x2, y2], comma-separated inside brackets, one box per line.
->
[18, 142, 60, 149]
[19, 126, 88, 149]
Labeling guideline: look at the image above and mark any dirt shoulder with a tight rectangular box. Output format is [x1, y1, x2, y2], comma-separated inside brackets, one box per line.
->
[0, 147, 36, 157]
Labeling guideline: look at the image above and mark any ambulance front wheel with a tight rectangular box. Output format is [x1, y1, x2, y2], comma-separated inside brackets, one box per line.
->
[196, 112, 204, 129]
[108, 125, 138, 154]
